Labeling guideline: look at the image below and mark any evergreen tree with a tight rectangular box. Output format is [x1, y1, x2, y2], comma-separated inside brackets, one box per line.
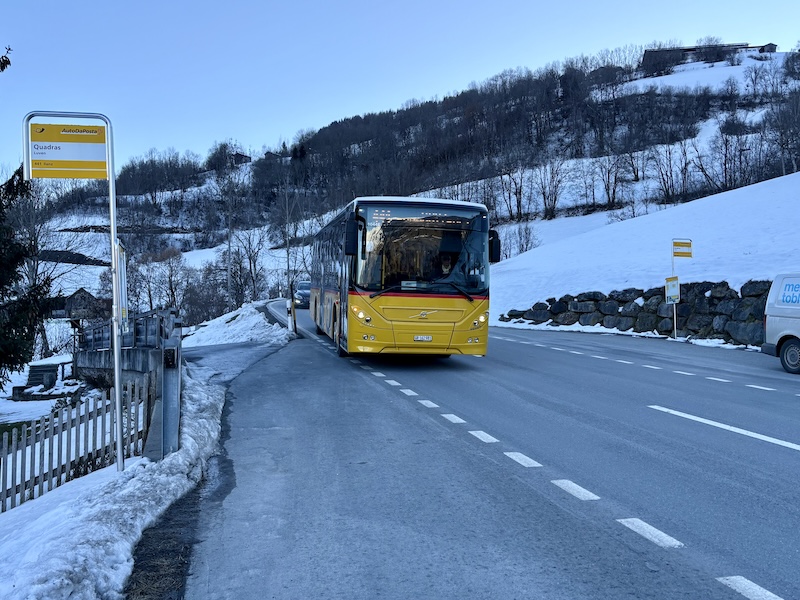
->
[0, 167, 49, 386]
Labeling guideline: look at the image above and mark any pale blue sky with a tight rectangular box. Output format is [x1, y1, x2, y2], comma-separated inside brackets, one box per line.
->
[2, 0, 797, 174]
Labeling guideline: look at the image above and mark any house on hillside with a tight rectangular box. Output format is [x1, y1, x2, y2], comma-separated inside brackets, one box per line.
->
[50, 288, 112, 320]
[232, 152, 251, 166]
[641, 42, 751, 75]
[759, 43, 778, 53]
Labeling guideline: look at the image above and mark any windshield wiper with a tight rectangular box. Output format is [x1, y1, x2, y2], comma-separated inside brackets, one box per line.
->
[439, 281, 474, 302]
[369, 285, 402, 299]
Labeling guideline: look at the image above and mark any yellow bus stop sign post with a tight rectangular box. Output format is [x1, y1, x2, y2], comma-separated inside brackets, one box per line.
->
[669, 239, 692, 339]
[27, 123, 108, 179]
[23, 111, 126, 472]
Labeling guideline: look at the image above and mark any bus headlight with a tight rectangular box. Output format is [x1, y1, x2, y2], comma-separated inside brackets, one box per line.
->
[351, 305, 372, 324]
[471, 312, 488, 330]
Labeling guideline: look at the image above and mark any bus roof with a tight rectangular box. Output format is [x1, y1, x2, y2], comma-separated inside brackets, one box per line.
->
[348, 196, 488, 213]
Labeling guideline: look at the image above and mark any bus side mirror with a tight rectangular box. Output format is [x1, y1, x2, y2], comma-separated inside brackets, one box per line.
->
[344, 214, 358, 256]
[489, 230, 501, 263]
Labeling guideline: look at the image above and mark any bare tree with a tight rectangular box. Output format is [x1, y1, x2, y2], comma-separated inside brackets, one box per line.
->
[498, 163, 529, 221]
[155, 248, 188, 310]
[207, 144, 249, 310]
[767, 90, 800, 175]
[593, 154, 624, 209]
[234, 226, 270, 301]
[531, 157, 568, 220]
[692, 116, 761, 191]
[6, 178, 97, 356]
[743, 64, 766, 99]
[648, 139, 695, 203]
[0, 46, 10, 72]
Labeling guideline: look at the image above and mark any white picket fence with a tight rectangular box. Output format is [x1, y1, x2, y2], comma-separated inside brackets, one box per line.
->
[0, 376, 154, 512]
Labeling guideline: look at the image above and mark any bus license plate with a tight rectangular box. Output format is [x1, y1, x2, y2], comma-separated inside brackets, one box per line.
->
[414, 335, 433, 342]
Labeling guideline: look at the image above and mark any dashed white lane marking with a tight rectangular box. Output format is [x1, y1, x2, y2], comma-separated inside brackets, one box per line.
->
[385, 380, 402, 386]
[551, 479, 600, 501]
[673, 370, 695, 376]
[616, 518, 684, 548]
[746, 384, 776, 391]
[551, 347, 566, 351]
[520, 341, 533, 345]
[569, 350, 584, 355]
[418, 400, 439, 408]
[616, 359, 634, 364]
[591, 355, 608, 360]
[649, 405, 800, 452]
[469, 430, 499, 443]
[350, 359, 362, 364]
[504, 452, 542, 467]
[717, 576, 784, 600]
[534, 343, 546, 347]
[371, 372, 386, 377]
[360, 365, 373, 370]
[707, 377, 731, 382]
[400, 389, 418, 396]
[642, 364, 662, 370]
[442, 414, 466, 424]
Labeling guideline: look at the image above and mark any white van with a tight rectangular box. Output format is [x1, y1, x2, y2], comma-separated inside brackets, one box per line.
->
[762, 273, 800, 374]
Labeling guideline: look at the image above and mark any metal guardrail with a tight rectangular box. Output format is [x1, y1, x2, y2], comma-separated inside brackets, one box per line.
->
[77, 308, 179, 352]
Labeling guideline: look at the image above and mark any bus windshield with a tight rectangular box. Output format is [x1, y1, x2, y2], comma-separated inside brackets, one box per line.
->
[354, 203, 490, 295]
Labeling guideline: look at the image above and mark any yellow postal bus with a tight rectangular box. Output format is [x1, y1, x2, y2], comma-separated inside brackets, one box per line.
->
[310, 196, 500, 357]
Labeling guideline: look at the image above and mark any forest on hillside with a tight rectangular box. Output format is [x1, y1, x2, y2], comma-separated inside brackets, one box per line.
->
[55, 41, 800, 233]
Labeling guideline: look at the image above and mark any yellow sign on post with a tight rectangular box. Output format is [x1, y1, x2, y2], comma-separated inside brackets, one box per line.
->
[665, 276, 680, 304]
[672, 239, 693, 258]
[24, 110, 125, 472]
[28, 123, 108, 179]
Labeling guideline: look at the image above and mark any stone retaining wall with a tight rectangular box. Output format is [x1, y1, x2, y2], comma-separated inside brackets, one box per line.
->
[499, 280, 770, 346]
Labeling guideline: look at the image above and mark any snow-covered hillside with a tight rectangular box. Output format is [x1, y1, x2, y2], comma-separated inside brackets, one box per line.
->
[490, 171, 800, 322]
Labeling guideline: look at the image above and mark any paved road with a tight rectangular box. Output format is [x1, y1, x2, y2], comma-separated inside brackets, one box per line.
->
[174, 308, 800, 599]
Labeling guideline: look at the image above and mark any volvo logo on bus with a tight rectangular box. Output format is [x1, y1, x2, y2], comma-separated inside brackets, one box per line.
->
[410, 310, 438, 319]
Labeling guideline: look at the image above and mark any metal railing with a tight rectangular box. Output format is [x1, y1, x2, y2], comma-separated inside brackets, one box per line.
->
[78, 308, 179, 352]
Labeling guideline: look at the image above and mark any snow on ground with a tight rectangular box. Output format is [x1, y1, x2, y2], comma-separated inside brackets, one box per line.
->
[0, 355, 76, 423]
[0, 303, 290, 600]
[181, 301, 292, 348]
[623, 53, 786, 94]
[491, 172, 800, 329]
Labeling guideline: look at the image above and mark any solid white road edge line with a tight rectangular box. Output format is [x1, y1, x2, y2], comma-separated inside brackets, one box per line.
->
[649, 405, 800, 452]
